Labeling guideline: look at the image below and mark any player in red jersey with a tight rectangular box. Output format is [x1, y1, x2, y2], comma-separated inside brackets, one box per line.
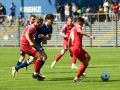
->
[12, 17, 44, 81]
[51, 15, 78, 69]
[68, 17, 95, 82]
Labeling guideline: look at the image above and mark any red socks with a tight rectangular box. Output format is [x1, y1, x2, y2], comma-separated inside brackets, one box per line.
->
[55, 53, 63, 61]
[76, 63, 88, 78]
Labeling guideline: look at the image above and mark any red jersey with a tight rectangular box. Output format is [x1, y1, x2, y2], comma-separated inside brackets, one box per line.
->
[21, 24, 36, 45]
[70, 25, 83, 51]
[113, 3, 119, 13]
[61, 23, 74, 40]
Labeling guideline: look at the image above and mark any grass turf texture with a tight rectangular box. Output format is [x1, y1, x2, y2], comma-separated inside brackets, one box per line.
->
[0, 47, 120, 90]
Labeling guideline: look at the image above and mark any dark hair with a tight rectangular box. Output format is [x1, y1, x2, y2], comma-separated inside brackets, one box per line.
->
[35, 17, 43, 22]
[30, 14, 36, 18]
[45, 13, 54, 20]
[76, 17, 85, 23]
[67, 15, 73, 18]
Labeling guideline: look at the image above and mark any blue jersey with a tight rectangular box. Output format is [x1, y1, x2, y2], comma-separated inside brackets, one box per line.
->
[34, 23, 53, 44]
[25, 22, 31, 28]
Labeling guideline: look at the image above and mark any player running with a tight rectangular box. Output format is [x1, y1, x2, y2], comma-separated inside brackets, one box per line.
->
[32, 13, 54, 79]
[68, 17, 95, 82]
[15, 15, 36, 73]
[12, 17, 44, 81]
[51, 15, 78, 69]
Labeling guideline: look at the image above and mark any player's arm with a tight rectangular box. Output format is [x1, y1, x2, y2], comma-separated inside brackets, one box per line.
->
[25, 31, 34, 46]
[77, 29, 95, 39]
[60, 25, 68, 38]
[38, 34, 51, 40]
[68, 38, 73, 57]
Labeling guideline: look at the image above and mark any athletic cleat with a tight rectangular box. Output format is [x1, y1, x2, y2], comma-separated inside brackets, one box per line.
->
[73, 77, 81, 82]
[71, 65, 78, 69]
[82, 73, 86, 77]
[39, 73, 45, 78]
[12, 67, 16, 77]
[24, 66, 28, 70]
[51, 62, 56, 69]
[15, 71, 18, 74]
[32, 74, 44, 81]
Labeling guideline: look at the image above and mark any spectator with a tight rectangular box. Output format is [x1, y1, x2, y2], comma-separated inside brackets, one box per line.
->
[55, 2, 63, 22]
[64, 2, 70, 21]
[3, 13, 12, 27]
[0, 3, 4, 24]
[10, 2, 16, 21]
[103, 0, 109, 22]
[118, 2, 120, 22]
[98, 5, 104, 13]
[72, 4, 79, 21]
[82, 13, 89, 26]
[108, 0, 114, 21]
[85, 5, 91, 14]
[113, 0, 119, 21]
[90, 5, 98, 22]
[16, 14, 24, 26]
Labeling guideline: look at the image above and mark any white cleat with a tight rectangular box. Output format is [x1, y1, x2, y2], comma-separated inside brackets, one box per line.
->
[73, 77, 81, 82]
[82, 73, 86, 77]
[39, 73, 45, 78]
[51, 62, 56, 69]
[12, 67, 16, 77]
[71, 65, 78, 69]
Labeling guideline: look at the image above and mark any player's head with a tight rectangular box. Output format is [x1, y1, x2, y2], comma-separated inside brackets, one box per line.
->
[34, 17, 43, 28]
[29, 15, 36, 24]
[67, 15, 73, 24]
[76, 17, 85, 26]
[45, 13, 55, 26]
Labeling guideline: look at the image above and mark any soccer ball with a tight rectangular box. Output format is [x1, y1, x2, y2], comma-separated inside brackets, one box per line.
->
[101, 72, 110, 81]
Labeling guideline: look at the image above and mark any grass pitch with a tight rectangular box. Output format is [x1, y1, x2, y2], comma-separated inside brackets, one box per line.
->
[0, 47, 120, 90]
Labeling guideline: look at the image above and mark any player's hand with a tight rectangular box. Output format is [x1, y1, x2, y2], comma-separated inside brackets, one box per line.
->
[30, 42, 34, 47]
[38, 34, 45, 38]
[64, 35, 68, 38]
[90, 36, 95, 39]
[70, 53, 73, 57]
[35, 45, 40, 50]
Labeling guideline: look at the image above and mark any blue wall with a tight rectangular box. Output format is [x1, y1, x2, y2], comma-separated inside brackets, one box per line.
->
[0, 0, 118, 19]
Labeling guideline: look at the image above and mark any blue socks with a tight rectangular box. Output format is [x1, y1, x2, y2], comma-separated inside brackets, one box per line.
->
[15, 60, 29, 71]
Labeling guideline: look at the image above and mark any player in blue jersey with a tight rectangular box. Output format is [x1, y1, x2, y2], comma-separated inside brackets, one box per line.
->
[32, 14, 54, 80]
[12, 14, 54, 81]
[15, 15, 36, 73]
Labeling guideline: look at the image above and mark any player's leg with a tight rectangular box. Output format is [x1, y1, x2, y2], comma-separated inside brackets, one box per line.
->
[71, 55, 78, 69]
[73, 49, 90, 82]
[51, 49, 67, 69]
[12, 47, 41, 76]
[33, 50, 46, 78]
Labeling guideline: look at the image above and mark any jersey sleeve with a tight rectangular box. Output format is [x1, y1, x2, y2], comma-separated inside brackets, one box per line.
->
[28, 25, 35, 34]
[61, 24, 67, 33]
[76, 25, 82, 30]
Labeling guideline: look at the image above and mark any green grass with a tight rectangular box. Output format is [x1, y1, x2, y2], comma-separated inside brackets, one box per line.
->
[0, 47, 120, 90]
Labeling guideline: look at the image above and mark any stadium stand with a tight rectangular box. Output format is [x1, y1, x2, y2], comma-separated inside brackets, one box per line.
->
[0, 21, 120, 47]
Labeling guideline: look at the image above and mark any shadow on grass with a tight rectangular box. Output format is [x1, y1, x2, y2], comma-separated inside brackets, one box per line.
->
[48, 77, 73, 81]
[88, 65, 118, 68]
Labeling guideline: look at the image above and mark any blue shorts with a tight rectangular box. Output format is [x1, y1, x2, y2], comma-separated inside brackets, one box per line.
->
[20, 50, 26, 55]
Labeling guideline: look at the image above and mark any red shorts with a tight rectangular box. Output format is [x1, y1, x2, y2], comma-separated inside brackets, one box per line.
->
[62, 39, 68, 50]
[20, 44, 38, 56]
[71, 48, 88, 61]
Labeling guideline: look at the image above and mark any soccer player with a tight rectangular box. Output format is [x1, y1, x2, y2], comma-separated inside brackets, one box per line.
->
[15, 15, 36, 73]
[12, 17, 44, 81]
[33, 14, 54, 78]
[68, 17, 95, 82]
[51, 15, 78, 69]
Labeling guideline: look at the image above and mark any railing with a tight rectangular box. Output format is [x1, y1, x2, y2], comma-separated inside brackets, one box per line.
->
[0, 13, 120, 47]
